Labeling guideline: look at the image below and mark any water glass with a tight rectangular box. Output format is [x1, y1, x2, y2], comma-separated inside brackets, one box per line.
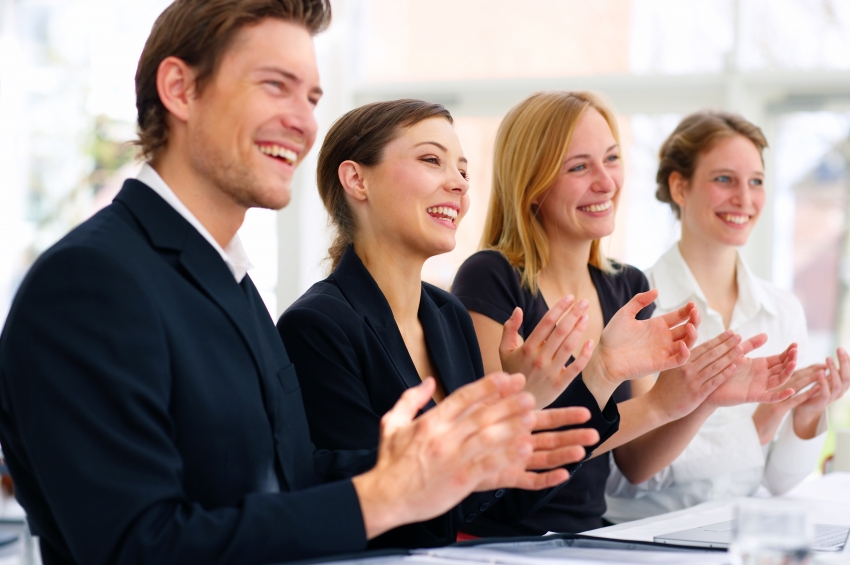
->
[729, 500, 813, 565]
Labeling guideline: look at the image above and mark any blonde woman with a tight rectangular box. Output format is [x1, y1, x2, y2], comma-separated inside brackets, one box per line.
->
[604, 111, 850, 522]
[452, 92, 797, 534]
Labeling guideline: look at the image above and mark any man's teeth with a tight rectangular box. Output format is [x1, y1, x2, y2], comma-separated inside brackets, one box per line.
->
[721, 214, 749, 225]
[578, 200, 612, 213]
[256, 144, 297, 165]
[426, 206, 458, 221]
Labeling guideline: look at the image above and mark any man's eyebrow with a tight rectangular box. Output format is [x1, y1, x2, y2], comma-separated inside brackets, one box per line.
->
[415, 141, 467, 163]
[256, 66, 323, 97]
[564, 144, 619, 162]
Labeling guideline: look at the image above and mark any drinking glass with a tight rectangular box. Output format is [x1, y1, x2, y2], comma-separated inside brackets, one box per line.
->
[729, 500, 813, 565]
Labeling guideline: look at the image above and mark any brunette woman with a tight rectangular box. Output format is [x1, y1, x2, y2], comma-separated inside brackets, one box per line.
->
[605, 111, 850, 522]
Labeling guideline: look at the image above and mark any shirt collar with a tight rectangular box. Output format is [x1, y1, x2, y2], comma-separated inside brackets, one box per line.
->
[136, 163, 253, 283]
[651, 243, 777, 318]
[651, 243, 707, 311]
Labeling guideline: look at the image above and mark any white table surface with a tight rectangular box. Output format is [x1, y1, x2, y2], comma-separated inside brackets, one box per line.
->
[584, 472, 850, 558]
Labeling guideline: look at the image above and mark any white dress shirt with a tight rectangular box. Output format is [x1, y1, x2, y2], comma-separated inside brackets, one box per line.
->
[136, 163, 253, 283]
[604, 243, 827, 523]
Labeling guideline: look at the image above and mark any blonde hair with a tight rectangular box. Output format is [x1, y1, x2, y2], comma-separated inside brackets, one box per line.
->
[481, 91, 621, 294]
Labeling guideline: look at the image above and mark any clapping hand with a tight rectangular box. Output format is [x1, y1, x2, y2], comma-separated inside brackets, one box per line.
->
[646, 330, 751, 420]
[476, 405, 600, 491]
[708, 340, 797, 407]
[792, 348, 850, 439]
[351, 372, 599, 539]
[499, 295, 594, 409]
[594, 290, 699, 383]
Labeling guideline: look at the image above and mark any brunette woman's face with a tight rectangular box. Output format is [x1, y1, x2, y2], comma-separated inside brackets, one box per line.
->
[359, 117, 470, 258]
[534, 108, 622, 244]
[677, 134, 765, 248]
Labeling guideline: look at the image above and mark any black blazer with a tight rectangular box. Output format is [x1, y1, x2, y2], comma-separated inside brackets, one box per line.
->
[0, 180, 374, 565]
[277, 247, 620, 546]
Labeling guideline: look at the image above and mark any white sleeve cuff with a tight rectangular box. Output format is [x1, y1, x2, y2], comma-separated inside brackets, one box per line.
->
[764, 410, 828, 495]
[670, 414, 765, 483]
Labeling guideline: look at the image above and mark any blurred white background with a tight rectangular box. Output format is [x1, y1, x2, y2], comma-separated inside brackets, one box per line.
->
[1, 0, 850, 500]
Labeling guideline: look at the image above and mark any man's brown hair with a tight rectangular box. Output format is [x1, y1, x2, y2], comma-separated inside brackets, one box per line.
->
[135, 0, 331, 161]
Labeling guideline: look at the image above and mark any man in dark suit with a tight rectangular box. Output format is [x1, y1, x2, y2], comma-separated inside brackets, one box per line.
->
[0, 1, 601, 564]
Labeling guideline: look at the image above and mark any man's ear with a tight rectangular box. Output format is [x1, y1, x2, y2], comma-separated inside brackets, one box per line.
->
[156, 56, 196, 124]
[669, 171, 688, 210]
[338, 161, 368, 202]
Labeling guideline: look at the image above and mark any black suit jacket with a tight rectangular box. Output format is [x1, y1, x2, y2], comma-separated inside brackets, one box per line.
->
[277, 247, 620, 547]
[0, 180, 374, 565]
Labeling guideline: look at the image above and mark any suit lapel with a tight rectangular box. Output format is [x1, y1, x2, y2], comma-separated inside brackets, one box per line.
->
[333, 247, 431, 393]
[417, 293, 470, 395]
[114, 180, 282, 430]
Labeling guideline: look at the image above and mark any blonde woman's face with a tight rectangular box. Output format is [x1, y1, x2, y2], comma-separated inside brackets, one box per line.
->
[533, 108, 622, 244]
[679, 134, 765, 248]
[359, 117, 470, 258]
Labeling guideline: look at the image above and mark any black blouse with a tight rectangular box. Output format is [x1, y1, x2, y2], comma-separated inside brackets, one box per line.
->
[451, 250, 654, 534]
[277, 247, 620, 548]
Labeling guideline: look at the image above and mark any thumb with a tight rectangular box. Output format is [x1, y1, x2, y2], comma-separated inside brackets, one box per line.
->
[381, 377, 436, 433]
[619, 289, 658, 318]
[500, 307, 525, 354]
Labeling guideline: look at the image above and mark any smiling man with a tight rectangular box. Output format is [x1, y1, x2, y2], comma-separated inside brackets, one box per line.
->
[0, 1, 601, 564]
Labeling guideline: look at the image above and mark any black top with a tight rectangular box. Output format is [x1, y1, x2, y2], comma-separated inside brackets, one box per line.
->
[277, 247, 621, 548]
[451, 250, 654, 534]
[0, 181, 375, 565]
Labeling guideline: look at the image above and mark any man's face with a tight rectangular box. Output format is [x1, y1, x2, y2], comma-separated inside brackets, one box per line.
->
[187, 18, 321, 210]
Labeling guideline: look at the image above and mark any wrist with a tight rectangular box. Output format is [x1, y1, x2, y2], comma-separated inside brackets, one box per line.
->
[352, 468, 405, 540]
[751, 404, 786, 445]
[792, 408, 822, 440]
[582, 352, 620, 410]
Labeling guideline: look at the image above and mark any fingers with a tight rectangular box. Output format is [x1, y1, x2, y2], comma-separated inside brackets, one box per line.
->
[542, 300, 590, 368]
[530, 427, 600, 451]
[381, 377, 436, 432]
[557, 339, 594, 389]
[757, 387, 795, 404]
[507, 468, 571, 491]
[532, 406, 592, 431]
[790, 381, 824, 408]
[690, 329, 735, 362]
[619, 289, 659, 318]
[527, 445, 588, 470]
[683, 308, 700, 348]
[436, 372, 525, 424]
[700, 340, 744, 379]
[522, 295, 575, 352]
[740, 333, 768, 356]
[657, 300, 696, 329]
[499, 307, 525, 355]
[450, 392, 537, 452]
[691, 331, 742, 370]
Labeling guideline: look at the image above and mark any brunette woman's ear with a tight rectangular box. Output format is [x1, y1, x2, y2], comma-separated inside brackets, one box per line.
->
[669, 171, 688, 210]
[338, 161, 368, 202]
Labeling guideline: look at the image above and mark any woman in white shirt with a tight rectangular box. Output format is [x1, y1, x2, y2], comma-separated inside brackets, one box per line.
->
[605, 111, 850, 522]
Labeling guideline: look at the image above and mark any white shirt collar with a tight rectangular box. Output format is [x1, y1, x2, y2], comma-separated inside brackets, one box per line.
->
[136, 163, 253, 283]
[651, 243, 777, 318]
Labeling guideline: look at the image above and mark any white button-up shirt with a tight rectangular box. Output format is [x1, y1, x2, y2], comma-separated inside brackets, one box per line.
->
[136, 163, 253, 283]
[604, 243, 827, 523]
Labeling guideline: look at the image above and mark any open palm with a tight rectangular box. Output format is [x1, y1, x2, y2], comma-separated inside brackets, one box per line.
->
[707, 343, 797, 407]
[596, 290, 698, 381]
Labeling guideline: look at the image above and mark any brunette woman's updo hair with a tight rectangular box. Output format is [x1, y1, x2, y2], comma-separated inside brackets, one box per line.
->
[317, 99, 453, 270]
[656, 110, 768, 218]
